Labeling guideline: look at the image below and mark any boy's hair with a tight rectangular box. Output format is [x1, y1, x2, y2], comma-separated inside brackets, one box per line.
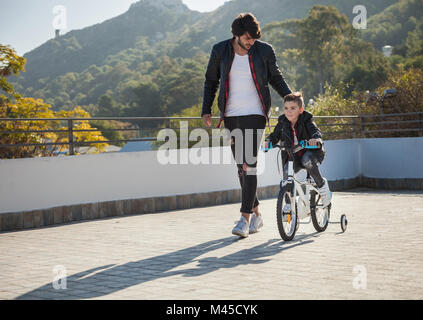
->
[284, 92, 305, 111]
[231, 13, 262, 39]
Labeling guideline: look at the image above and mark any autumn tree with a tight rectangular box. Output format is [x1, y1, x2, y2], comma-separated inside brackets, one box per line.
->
[0, 44, 26, 101]
[0, 45, 109, 159]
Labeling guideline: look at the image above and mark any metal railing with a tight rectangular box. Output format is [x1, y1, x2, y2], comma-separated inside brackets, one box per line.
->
[1, 112, 422, 158]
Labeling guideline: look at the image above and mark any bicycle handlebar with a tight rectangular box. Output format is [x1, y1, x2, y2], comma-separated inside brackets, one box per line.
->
[261, 140, 322, 153]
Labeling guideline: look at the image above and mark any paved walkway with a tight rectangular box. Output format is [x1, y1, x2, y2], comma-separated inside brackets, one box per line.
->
[1, 189, 422, 300]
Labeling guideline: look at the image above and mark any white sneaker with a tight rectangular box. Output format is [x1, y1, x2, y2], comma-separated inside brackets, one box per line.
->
[249, 213, 263, 234]
[232, 216, 249, 238]
[319, 178, 332, 207]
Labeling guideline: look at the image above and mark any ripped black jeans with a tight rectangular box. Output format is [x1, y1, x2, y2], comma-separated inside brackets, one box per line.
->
[283, 150, 325, 188]
[224, 115, 266, 214]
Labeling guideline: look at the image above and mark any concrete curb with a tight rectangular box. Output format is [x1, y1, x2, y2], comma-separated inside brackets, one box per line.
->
[1, 177, 421, 232]
[0, 185, 280, 233]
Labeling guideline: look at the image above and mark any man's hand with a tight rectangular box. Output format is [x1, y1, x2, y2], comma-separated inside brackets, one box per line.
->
[308, 138, 323, 147]
[202, 114, 212, 127]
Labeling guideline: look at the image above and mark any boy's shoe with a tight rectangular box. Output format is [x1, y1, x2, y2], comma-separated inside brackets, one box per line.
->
[232, 216, 249, 238]
[319, 178, 332, 207]
[249, 213, 263, 234]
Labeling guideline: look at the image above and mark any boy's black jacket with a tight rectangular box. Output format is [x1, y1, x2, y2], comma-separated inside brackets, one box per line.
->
[266, 111, 324, 161]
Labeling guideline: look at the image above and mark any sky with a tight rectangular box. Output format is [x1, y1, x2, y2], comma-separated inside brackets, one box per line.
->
[0, 0, 229, 56]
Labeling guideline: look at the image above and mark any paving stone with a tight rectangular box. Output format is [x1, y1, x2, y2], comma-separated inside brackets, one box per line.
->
[1, 189, 422, 300]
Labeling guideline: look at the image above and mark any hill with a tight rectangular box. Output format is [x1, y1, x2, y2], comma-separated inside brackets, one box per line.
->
[11, 0, 400, 115]
[362, 0, 423, 50]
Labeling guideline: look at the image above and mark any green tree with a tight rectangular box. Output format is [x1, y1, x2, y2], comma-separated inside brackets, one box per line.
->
[127, 81, 161, 117]
[97, 94, 121, 117]
[310, 68, 423, 116]
[151, 100, 220, 150]
[263, 5, 392, 100]
[362, 0, 423, 50]
[377, 67, 423, 114]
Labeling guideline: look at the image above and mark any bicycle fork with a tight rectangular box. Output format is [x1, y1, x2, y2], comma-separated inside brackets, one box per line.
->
[281, 160, 318, 221]
[280, 161, 296, 218]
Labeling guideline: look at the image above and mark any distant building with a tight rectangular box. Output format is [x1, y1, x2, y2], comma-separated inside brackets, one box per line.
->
[382, 45, 393, 57]
[55, 29, 60, 38]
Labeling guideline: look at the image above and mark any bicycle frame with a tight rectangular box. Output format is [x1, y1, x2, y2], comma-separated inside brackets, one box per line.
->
[263, 139, 345, 236]
[268, 139, 324, 221]
[285, 157, 321, 220]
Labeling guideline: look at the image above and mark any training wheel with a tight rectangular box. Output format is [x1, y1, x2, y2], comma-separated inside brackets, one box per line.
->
[340, 214, 348, 232]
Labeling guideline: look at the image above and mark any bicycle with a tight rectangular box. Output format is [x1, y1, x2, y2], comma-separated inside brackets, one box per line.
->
[263, 139, 347, 241]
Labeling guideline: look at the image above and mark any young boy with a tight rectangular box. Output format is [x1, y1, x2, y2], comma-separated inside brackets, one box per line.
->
[264, 92, 332, 207]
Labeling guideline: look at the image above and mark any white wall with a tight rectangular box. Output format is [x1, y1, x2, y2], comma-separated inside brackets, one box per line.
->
[1, 137, 422, 214]
[360, 137, 423, 179]
[319, 139, 361, 181]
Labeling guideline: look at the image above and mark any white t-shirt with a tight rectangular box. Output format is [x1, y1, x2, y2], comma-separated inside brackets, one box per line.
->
[225, 52, 265, 117]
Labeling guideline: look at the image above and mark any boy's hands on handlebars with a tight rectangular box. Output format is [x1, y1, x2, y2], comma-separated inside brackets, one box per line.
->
[308, 138, 323, 147]
[262, 139, 321, 152]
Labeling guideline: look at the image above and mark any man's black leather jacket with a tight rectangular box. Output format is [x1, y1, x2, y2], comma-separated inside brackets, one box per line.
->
[201, 37, 292, 128]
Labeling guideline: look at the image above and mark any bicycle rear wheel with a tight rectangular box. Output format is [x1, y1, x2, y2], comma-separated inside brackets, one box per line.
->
[276, 189, 298, 241]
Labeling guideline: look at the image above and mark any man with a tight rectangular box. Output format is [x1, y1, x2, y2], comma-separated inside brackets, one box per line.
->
[201, 12, 292, 238]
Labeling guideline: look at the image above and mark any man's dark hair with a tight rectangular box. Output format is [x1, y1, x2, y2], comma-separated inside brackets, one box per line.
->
[284, 92, 305, 109]
[231, 13, 261, 39]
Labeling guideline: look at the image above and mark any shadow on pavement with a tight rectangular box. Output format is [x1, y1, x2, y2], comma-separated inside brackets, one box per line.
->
[16, 233, 318, 300]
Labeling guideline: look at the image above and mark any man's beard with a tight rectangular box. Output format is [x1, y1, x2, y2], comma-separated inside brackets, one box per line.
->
[237, 38, 250, 51]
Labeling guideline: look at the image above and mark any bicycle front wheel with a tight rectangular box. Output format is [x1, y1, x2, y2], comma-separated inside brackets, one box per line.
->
[310, 191, 330, 232]
[276, 189, 298, 241]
